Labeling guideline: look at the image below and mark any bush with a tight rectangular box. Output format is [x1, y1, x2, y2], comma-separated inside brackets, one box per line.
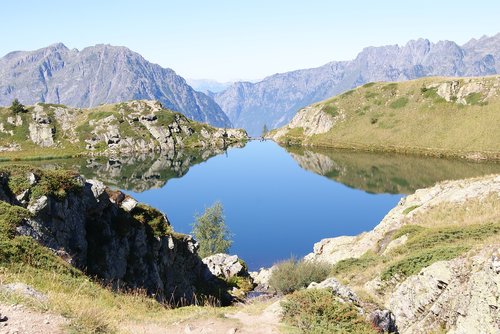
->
[9, 98, 26, 114]
[268, 258, 330, 294]
[281, 288, 377, 334]
[192, 202, 232, 258]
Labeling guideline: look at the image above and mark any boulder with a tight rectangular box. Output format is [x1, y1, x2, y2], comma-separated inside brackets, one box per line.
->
[202, 253, 248, 279]
[307, 277, 359, 304]
[369, 309, 398, 333]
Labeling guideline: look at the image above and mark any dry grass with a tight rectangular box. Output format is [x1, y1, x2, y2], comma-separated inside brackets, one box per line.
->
[276, 76, 500, 160]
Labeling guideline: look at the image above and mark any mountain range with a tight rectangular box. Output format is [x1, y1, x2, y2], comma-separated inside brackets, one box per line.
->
[214, 33, 500, 135]
[0, 43, 231, 127]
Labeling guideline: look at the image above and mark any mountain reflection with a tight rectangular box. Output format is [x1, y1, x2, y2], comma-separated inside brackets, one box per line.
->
[284, 146, 500, 194]
[5, 143, 245, 192]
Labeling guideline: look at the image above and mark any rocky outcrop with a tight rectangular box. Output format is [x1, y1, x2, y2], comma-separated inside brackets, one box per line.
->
[388, 246, 499, 334]
[0, 168, 222, 304]
[0, 100, 248, 157]
[0, 43, 231, 127]
[307, 277, 359, 304]
[216, 33, 500, 135]
[305, 175, 500, 264]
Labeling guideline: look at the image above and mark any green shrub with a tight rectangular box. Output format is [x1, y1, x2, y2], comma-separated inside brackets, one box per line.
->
[321, 104, 339, 117]
[465, 92, 487, 106]
[131, 203, 171, 238]
[381, 246, 468, 280]
[268, 258, 330, 294]
[330, 251, 377, 277]
[281, 289, 377, 334]
[389, 97, 409, 109]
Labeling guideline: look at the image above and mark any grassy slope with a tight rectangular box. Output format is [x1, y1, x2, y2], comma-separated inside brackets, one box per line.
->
[328, 191, 500, 305]
[274, 76, 500, 160]
[0, 102, 239, 161]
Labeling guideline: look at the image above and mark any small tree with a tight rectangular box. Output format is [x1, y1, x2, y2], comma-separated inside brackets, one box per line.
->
[9, 99, 26, 114]
[262, 124, 269, 137]
[192, 202, 232, 258]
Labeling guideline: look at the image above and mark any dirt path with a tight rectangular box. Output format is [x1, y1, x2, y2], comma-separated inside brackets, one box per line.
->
[128, 300, 283, 334]
[0, 303, 67, 334]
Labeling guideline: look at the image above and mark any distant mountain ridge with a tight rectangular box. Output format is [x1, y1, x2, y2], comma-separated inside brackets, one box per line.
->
[215, 33, 500, 135]
[0, 43, 231, 127]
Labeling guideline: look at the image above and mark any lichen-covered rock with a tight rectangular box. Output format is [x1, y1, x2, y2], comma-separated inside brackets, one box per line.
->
[369, 309, 398, 334]
[388, 246, 499, 334]
[307, 277, 360, 304]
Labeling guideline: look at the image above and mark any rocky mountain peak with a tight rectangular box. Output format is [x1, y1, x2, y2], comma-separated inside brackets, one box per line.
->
[0, 44, 231, 127]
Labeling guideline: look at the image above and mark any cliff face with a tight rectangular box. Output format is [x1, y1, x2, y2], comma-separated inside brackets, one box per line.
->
[0, 100, 247, 156]
[215, 34, 500, 135]
[0, 44, 231, 127]
[0, 167, 220, 304]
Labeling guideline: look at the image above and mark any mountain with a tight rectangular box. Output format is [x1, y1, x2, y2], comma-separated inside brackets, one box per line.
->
[0, 43, 231, 127]
[215, 33, 500, 135]
[187, 78, 233, 94]
[269, 75, 500, 160]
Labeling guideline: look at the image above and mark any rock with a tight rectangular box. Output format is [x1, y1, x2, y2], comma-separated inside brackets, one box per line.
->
[27, 195, 48, 214]
[0, 171, 226, 305]
[307, 277, 359, 304]
[249, 267, 274, 291]
[87, 179, 106, 199]
[388, 246, 499, 334]
[120, 196, 138, 212]
[369, 309, 398, 333]
[1, 283, 48, 303]
[202, 254, 248, 279]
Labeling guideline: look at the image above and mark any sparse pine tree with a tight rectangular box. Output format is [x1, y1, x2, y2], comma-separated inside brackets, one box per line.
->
[9, 99, 26, 114]
[192, 202, 232, 258]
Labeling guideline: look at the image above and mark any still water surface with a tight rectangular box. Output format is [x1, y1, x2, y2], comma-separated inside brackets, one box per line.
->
[128, 141, 402, 269]
[13, 141, 500, 270]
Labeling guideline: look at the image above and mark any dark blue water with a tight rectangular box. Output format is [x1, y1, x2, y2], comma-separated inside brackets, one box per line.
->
[128, 141, 402, 270]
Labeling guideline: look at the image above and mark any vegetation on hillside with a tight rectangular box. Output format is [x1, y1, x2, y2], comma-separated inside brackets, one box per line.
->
[268, 258, 331, 294]
[273, 76, 500, 160]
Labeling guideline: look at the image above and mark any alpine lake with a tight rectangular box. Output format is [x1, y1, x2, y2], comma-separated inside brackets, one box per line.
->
[13, 140, 500, 270]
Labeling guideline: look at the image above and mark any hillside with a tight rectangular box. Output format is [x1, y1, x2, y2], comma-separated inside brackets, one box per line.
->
[270, 75, 500, 160]
[0, 43, 231, 127]
[215, 33, 500, 135]
[0, 100, 247, 160]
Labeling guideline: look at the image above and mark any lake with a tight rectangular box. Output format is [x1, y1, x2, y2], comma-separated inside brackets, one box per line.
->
[8, 141, 500, 270]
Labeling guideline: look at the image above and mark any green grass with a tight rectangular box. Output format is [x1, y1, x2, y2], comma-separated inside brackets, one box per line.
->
[321, 104, 339, 117]
[389, 96, 409, 109]
[274, 76, 500, 160]
[402, 205, 420, 215]
[281, 289, 377, 334]
[465, 92, 488, 106]
[268, 258, 331, 294]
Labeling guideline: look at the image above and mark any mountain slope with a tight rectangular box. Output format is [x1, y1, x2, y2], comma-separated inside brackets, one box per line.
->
[215, 33, 500, 135]
[0, 43, 231, 127]
[270, 75, 500, 160]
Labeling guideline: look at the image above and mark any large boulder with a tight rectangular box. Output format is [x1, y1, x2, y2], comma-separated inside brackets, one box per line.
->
[202, 253, 248, 279]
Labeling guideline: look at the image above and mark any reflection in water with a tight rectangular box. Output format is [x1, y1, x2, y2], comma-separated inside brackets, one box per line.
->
[4, 143, 244, 192]
[285, 146, 500, 194]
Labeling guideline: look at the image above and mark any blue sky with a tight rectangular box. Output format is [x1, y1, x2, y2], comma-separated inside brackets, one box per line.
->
[1, 1, 499, 81]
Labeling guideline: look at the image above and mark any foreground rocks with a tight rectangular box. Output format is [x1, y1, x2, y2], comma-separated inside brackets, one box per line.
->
[0, 167, 223, 305]
[304, 175, 500, 334]
[202, 253, 248, 279]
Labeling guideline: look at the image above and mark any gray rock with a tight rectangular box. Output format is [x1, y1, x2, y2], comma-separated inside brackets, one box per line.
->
[202, 253, 247, 279]
[0, 43, 231, 128]
[215, 33, 500, 135]
[1, 283, 48, 303]
[307, 277, 359, 304]
[369, 309, 398, 333]
[27, 195, 48, 214]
